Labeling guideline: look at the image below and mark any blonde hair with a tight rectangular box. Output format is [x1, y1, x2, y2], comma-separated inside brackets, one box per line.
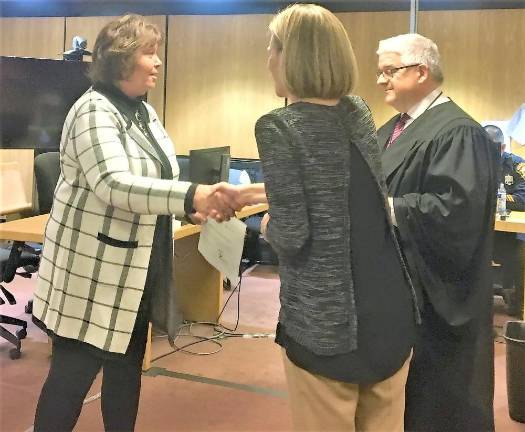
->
[89, 14, 162, 85]
[269, 4, 358, 99]
[377, 33, 444, 83]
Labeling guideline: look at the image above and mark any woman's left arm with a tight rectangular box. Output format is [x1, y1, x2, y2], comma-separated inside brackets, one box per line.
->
[238, 183, 267, 205]
[255, 113, 310, 258]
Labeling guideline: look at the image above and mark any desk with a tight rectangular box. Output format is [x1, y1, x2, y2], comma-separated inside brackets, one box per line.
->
[173, 203, 268, 323]
[495, 211, 525, 320]
[0, 214, 48, 243]
[0, 204, 269, 369]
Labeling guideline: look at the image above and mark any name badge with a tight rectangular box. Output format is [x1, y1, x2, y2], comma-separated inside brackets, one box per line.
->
[505, 174, 514, 186]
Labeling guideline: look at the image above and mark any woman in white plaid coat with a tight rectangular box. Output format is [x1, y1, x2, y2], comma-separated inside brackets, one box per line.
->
[32, 15, 241, 432]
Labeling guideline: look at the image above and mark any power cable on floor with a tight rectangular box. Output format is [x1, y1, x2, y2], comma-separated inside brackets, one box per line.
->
[151, 274, 244, 362]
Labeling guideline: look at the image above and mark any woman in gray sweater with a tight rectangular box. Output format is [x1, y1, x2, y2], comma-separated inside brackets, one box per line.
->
[253, 4, 419, 431]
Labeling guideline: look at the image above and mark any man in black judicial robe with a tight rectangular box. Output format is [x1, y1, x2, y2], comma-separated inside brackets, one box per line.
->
[376, 34, 497, 431]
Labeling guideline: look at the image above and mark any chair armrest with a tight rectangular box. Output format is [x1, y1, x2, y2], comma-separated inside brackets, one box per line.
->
[2, 241, 25, 283]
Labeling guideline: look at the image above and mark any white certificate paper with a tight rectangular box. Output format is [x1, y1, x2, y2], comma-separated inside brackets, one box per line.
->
[198, 218, 247, 286]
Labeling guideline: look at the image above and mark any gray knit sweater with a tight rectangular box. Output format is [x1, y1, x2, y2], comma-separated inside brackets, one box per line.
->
[255, 95, 409, 355]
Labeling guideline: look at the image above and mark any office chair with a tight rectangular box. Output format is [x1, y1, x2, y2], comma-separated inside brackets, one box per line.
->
[34, 151, 61, 215]
[0, 243, 40, 359]
[23, 151, 61, 316]
[176, 155, 190, 182]
[0, 160, 41, 359]
[227, 163, 278, 268]
[493, 233, 525, 317]
[243, 216, 278, 267]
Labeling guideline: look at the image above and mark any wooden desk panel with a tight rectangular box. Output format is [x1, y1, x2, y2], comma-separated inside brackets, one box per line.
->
[0, 214, 47, 243]
[175, 233, 222, 323]
[495, 211, 525, 234]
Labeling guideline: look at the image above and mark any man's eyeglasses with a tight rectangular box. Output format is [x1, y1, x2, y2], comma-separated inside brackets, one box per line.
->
[376, 63, 421, 79]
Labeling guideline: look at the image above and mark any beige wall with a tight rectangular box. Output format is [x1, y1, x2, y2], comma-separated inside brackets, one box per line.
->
[165, 11, 410, 157]
[1, 9, 524, 161]
[0, 17, 64, 58]
[419, 9, 525, 123]
[337, 11, 410, 128]
[165, 14, 282, 158]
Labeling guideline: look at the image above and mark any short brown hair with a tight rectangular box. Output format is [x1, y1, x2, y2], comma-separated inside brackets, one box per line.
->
[89, 14, 162, 85]
[269, 4, 358, 99]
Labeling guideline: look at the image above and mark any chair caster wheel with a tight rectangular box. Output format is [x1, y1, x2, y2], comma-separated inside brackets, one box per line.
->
[25, 303, 32, 314]
[9, 348, 21, 360]
[16, 328, 27, 339]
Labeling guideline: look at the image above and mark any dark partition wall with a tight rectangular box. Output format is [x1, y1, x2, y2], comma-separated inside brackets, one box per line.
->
[0, 56, 91, 151]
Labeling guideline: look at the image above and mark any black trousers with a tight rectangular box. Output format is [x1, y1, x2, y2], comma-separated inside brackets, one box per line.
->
[33, 318, 149, 432]
[405, 304, 494, 432]
[34, 218, 165, 431]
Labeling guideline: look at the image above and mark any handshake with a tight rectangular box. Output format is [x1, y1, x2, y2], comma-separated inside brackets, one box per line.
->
[190, 182, 266, 224]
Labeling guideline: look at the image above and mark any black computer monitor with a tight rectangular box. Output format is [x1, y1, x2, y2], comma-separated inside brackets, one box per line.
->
[189, 146, 231, 184]
[0, 56, 91, 152]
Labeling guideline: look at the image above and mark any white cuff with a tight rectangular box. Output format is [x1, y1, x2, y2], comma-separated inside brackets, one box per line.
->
[388, 197, 397, 226]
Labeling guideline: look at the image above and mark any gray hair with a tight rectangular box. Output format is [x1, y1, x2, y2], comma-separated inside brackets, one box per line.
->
[377, 33, 443, 83]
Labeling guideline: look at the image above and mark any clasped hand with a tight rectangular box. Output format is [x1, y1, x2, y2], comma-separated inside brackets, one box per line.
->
[191, 182, 245, 223]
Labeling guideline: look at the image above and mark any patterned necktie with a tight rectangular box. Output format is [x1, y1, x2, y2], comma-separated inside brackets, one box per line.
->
[386, 113, 410, 149]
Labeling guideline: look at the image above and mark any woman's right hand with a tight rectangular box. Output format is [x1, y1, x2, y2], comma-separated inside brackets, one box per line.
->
[193, 183, 243, 222]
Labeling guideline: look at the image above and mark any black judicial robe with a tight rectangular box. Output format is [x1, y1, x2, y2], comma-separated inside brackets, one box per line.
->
[379, 101, 497, 432]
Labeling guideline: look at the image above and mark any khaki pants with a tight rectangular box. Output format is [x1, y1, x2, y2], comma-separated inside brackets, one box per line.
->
[282, 350, 412, 432]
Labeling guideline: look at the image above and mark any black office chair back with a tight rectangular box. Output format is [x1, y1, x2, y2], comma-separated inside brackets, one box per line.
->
[34, 152, 60, 214]
[176, 155, 190, 181]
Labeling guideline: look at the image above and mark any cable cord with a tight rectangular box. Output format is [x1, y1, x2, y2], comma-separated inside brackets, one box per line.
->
[216, 273, 242, 332]
[151, 274, 243, 362]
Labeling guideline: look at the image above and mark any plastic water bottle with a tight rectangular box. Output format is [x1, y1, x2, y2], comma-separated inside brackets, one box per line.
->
[497, 183, 507, 220]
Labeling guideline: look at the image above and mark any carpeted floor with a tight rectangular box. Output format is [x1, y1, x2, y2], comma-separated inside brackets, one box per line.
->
[0, 265, 523, 431]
